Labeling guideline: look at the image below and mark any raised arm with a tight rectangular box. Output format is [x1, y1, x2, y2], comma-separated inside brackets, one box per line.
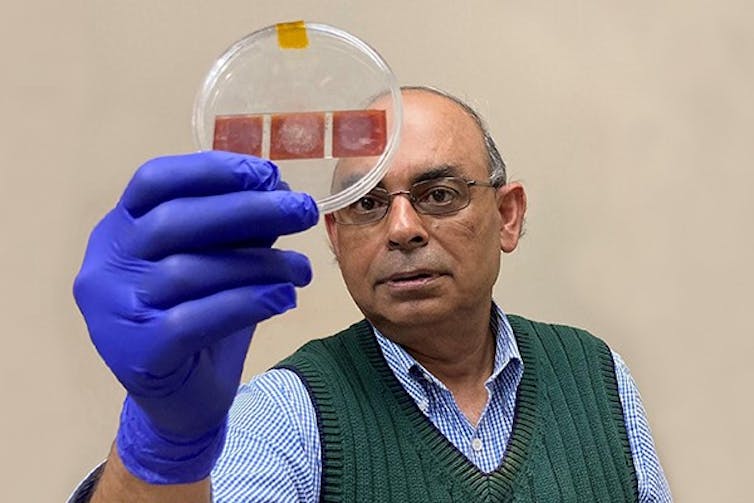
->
[72, 151, 318, 501]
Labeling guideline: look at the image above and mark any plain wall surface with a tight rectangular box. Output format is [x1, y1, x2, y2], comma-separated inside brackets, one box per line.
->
[1, 1, 752, 500]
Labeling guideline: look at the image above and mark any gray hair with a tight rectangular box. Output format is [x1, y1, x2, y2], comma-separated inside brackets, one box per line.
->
[400, 85, 507, 187]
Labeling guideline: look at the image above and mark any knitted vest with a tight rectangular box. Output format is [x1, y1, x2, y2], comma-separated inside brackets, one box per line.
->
[276, 315, 638, 502]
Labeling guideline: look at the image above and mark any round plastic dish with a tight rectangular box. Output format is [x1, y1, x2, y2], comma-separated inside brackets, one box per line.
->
[193, 22, 402, 213]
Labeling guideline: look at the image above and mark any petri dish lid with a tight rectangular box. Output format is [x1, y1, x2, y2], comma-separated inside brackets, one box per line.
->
[193, 21, 402, 213]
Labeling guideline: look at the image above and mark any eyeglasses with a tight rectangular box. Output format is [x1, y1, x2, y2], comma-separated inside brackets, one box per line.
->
[332, 176, 498, 225]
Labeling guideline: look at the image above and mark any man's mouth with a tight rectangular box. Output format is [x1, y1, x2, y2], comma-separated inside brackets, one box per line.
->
[389, 271, 434, 282]
[380, 270, 443, 287]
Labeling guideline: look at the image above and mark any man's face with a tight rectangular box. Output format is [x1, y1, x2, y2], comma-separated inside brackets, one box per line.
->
[325, 91, 524, 334]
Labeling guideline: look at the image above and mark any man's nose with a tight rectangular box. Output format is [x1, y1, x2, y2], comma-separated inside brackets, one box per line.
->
[385, 194, 429, 251]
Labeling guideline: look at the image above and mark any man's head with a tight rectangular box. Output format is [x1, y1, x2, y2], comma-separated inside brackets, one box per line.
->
[400, 86, 508, 187]
[325, 87, 526, 337]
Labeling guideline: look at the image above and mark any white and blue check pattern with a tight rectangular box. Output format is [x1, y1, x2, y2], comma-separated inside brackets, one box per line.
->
[212, 305, 672, 502]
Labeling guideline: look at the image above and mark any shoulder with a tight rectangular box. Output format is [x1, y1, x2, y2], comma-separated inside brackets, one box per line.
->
[212, 368, 321, 501]
[506, 313, 613, 355]
[609, 352, 673, 501]
[276, 320, 372, 371]
[225, 319, 371, 433]
[228, 368, 316, 435]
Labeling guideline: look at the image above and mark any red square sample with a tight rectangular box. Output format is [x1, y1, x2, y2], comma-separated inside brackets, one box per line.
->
[270, 112, 325, 160]
[332, 109, 387, 158]
[213, 115, 263, 157]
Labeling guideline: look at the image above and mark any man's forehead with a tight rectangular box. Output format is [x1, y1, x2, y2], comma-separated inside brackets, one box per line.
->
[368, 88, 484, 142]
[331, 89, 486, 191]
[332, 162, 472, 193]
[374, 89, 473, 126]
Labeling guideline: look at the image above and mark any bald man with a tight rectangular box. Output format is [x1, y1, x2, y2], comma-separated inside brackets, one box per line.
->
[71, 87, 670, 502]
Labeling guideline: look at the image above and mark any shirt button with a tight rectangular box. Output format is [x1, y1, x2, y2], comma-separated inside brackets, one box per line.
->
[471, 438, 483, 452]
[418, 400, 429, 413]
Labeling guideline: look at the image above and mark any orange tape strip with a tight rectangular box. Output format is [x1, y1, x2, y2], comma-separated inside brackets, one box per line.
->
[276, 20, 309, 49]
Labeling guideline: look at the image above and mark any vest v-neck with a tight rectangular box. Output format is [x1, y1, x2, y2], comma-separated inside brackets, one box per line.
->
[350, 319, 539, 496]
[277, 316, 638, 502]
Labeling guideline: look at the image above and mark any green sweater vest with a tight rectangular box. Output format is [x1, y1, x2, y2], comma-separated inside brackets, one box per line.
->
[276, 315, 638, 502]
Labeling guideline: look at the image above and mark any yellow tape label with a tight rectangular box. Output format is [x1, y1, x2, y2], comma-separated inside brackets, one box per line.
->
[276, 20, 309, 49]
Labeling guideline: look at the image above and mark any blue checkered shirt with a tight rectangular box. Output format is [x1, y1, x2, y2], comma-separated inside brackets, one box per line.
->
[212, 305, 672, 501]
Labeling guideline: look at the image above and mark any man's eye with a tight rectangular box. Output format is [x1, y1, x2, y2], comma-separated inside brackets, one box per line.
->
[423, 187, 457, 205]
[352, 195, 385, 213]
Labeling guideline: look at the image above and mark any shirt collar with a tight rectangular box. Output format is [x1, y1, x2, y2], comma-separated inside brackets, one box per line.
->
[371, 302, 522, 390]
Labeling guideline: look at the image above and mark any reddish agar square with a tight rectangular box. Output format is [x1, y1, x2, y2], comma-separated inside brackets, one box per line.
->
[213, 115, 263, 157]
[270, 112, 325, 160]
[332, 109, 387, 158]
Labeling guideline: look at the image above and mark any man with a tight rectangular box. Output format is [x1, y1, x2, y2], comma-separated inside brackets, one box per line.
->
[70, 87, 671, 501]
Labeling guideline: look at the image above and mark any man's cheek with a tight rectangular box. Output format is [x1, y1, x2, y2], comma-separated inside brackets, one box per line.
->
[440, 218, 480, 240]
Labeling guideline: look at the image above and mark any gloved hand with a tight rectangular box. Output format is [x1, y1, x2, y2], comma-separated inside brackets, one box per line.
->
[73, 151, 318, 484]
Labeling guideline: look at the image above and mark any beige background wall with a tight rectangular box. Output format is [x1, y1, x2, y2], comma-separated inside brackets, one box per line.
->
[1, 1, 751, 500]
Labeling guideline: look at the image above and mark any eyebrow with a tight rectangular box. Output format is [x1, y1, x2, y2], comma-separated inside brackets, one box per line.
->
[371, 164, 462, 189]
[336, 164, 464, 193]
[411, 164, 461, 184]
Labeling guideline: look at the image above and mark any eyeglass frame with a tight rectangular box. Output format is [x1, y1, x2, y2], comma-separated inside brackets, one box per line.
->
[331, 176, 500, 225]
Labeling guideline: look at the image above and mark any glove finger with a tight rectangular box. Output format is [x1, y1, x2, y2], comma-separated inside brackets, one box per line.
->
[150, 283, 297, 371]
[124, 190, 318, 260]
[139, 249, 313, 309]
[277, 180, 291, 191]
[121, 151, 283, 218]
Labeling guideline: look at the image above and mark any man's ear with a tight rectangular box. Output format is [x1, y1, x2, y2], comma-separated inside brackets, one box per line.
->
[496, 182, 527, 253]
[324, 213, 341, 259]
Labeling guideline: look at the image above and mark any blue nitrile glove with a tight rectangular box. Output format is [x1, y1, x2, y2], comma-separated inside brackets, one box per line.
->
[73, 151, 318, 484]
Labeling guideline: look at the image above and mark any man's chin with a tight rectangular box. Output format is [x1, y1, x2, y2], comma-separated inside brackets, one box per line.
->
[363, 297, 457, 332]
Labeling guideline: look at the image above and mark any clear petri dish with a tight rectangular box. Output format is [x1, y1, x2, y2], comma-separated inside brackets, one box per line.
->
[193, 21, 402, 213]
